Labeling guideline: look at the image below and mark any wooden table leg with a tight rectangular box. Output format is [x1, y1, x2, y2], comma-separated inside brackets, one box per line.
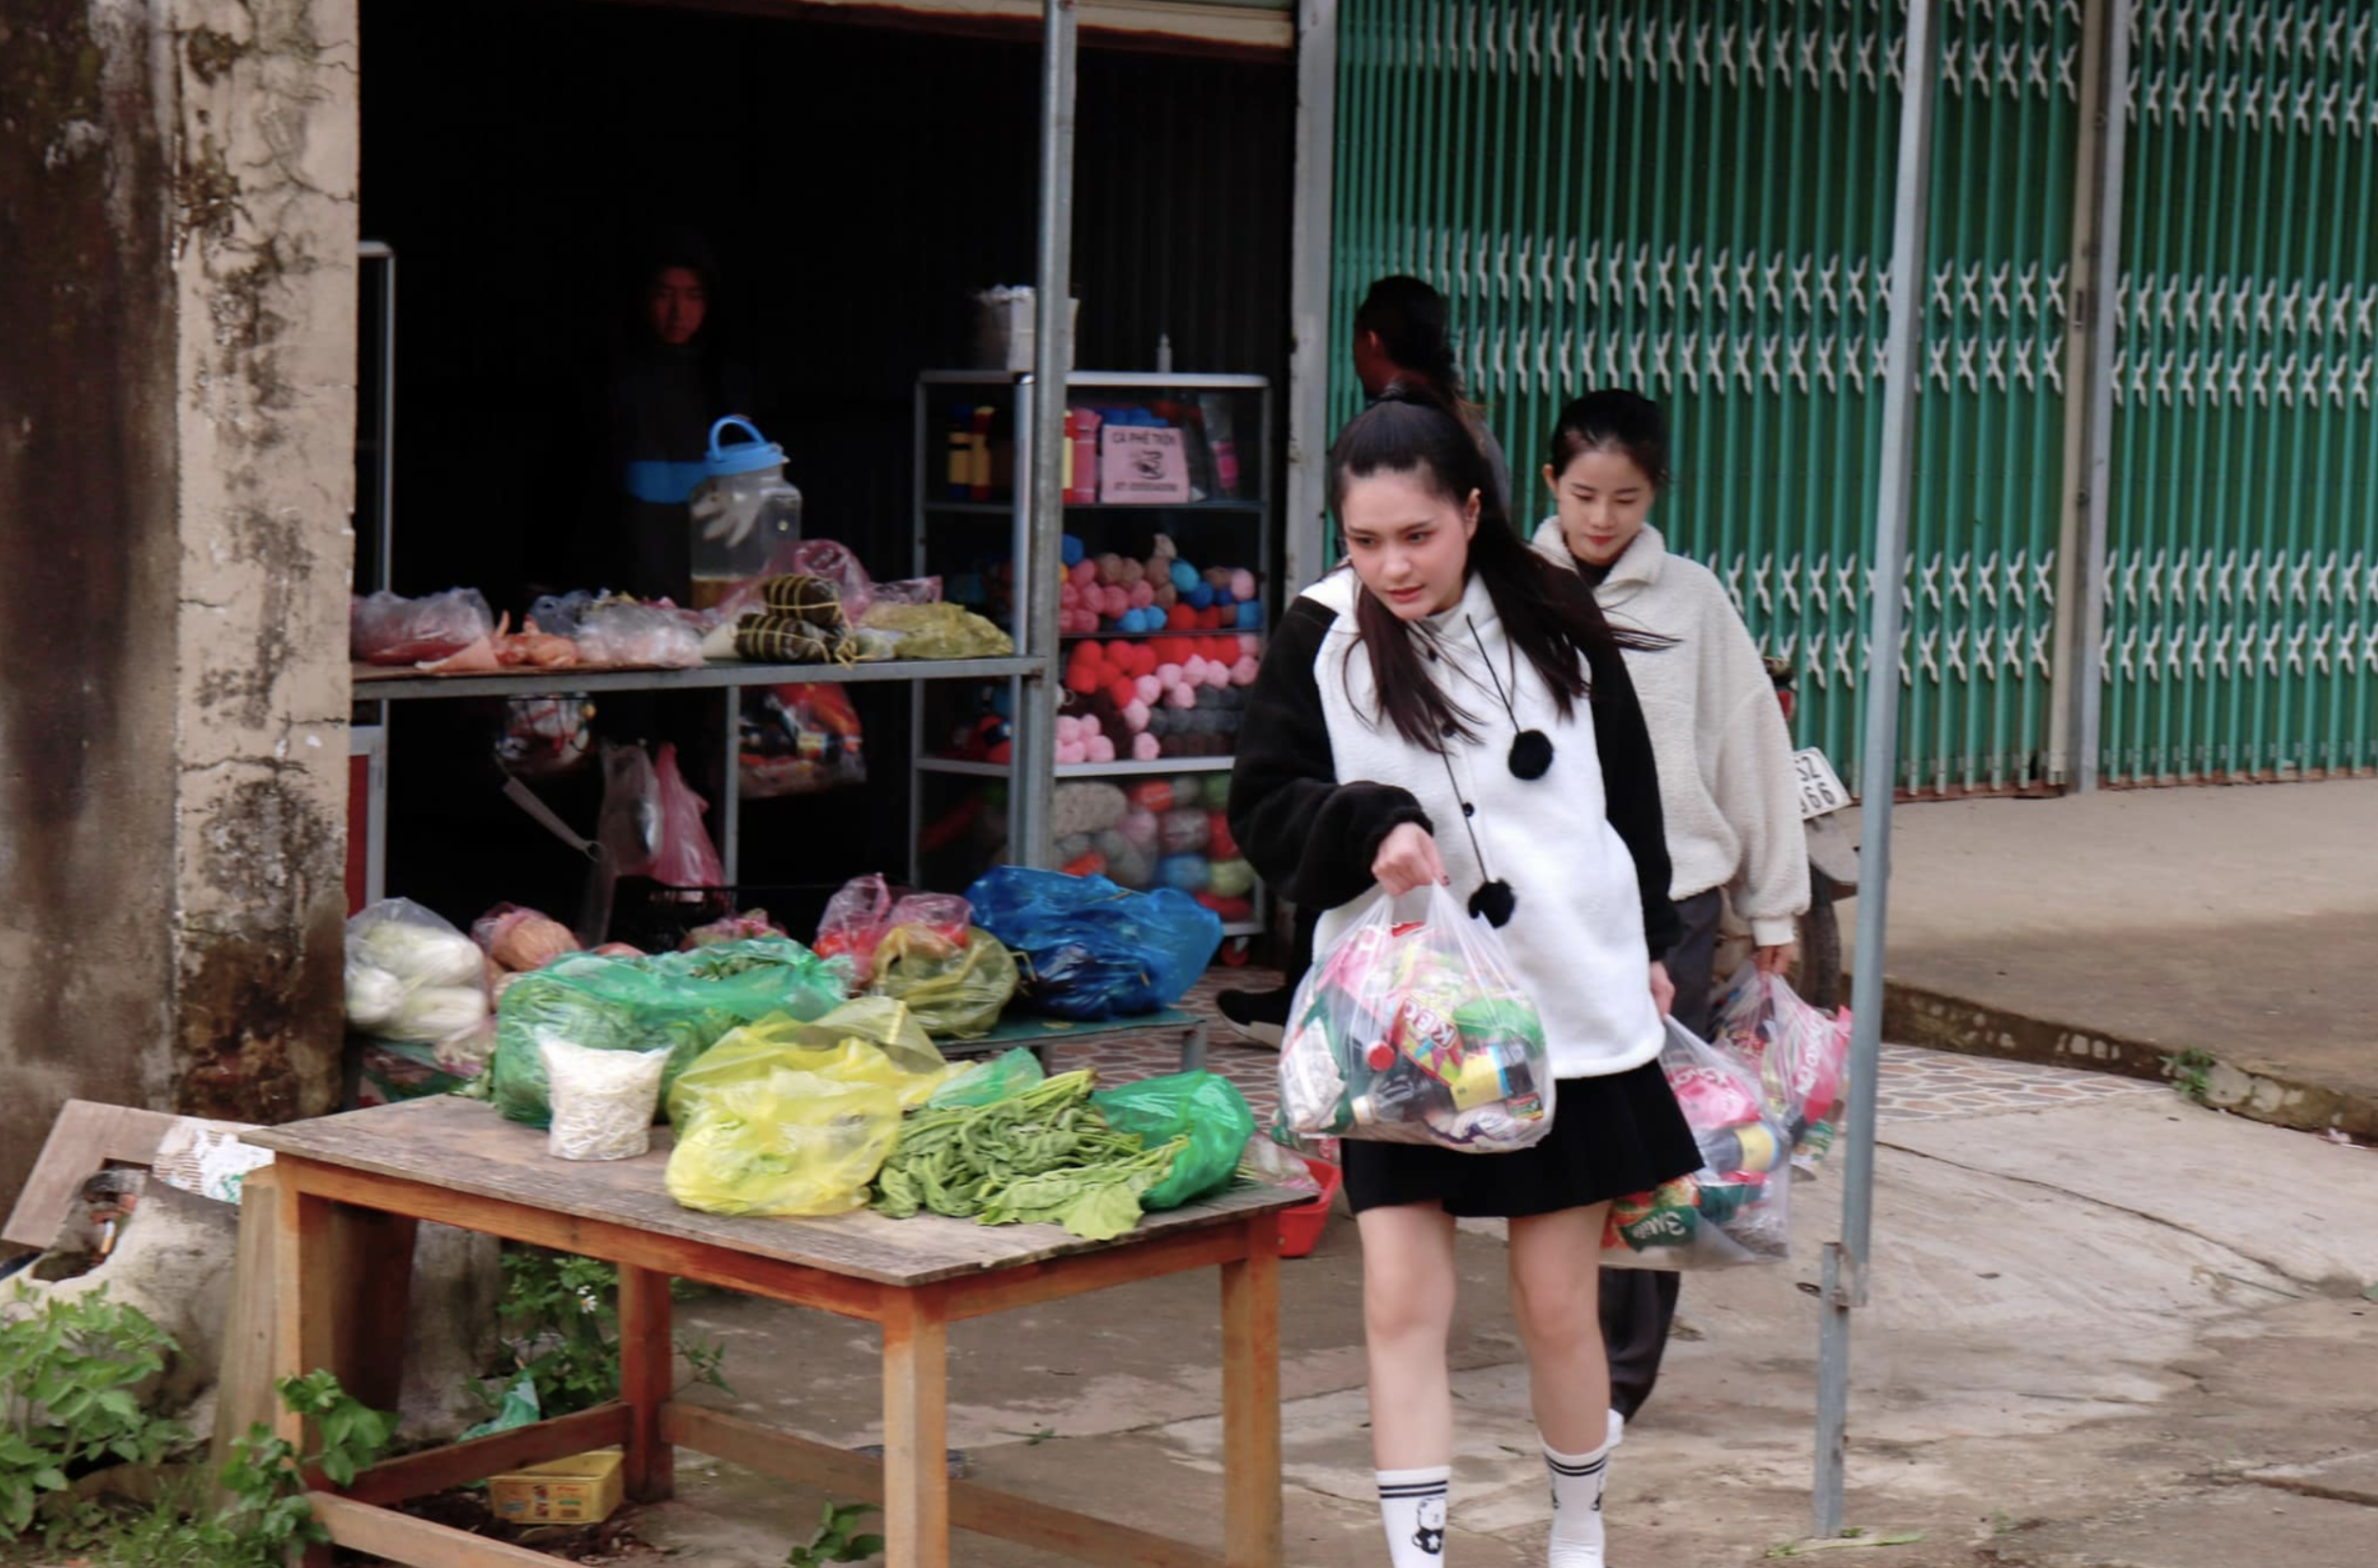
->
[271, 1171, 417, 1449]
[1220, 1218, 1283, 1568]
[618, 1263, 675, 1503]
[272, 1169, 417, 1568]
[880, 1287, 951, 1568]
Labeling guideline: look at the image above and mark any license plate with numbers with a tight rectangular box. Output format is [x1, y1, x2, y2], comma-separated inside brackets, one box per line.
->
[1792, 748, 1851, 820]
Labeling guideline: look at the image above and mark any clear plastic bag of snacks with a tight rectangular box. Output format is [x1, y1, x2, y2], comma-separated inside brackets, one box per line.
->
[1602, 1020, 1794, 1271]
[1277, 886, 1553, 1153]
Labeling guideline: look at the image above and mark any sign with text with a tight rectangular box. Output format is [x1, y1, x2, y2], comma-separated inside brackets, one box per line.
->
[1098, 425, 1192, 504]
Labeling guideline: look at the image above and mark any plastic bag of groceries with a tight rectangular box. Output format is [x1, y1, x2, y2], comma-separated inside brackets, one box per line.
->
[1601, 1020, 1793, 1271]
[1276, 885, 1553, 1153]
[1712, 967, 1851, 1166]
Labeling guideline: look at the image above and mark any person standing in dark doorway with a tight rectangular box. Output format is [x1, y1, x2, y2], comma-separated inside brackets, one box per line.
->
[1216, 274, 1511, 1046]
[590, 233, 757, 602]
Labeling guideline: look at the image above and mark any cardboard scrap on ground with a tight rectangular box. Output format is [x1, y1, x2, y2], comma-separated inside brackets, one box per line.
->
[3, 1100, 275, 1254]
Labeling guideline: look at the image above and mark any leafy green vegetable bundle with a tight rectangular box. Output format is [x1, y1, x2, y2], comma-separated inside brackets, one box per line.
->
[870, 1069, 1186, 1242]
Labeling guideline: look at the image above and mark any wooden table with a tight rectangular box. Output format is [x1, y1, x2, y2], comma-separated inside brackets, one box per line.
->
[243, 1096, 1300, 1568]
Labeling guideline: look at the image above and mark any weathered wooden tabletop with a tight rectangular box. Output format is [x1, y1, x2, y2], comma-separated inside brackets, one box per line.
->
[244, 1095, 1301, 1288]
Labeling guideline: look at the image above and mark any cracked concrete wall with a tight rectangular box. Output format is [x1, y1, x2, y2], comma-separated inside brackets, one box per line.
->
[0, 0, 358, 1205]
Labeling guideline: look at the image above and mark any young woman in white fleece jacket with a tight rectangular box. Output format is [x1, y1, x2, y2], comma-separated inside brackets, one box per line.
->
[1531, 389, 1809, 1430]
[1232, 385, 1701, 1568]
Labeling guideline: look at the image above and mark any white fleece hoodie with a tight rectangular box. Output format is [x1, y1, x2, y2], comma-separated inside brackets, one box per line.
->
[1533, 521, 1809, 946]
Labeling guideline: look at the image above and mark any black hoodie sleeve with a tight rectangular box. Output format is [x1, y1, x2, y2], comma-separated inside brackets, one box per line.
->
[1586, 640, 1684, 961]
[1229, 596, 1434, 911]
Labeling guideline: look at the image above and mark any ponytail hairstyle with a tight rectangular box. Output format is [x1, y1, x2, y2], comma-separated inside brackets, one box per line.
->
[1546, 389, 1674, 493]
[1354, 275, 1496, 460]
[1327, 383, 1669, 754]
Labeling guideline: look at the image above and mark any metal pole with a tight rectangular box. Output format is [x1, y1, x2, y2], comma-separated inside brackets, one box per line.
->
[1285, 0, 1340, 590]
[2044, 0, 2112, 789]
[2069, 0, 2134, 793]
[1015, 0, 1077, 870]
[1813, 0, 1941, 1541]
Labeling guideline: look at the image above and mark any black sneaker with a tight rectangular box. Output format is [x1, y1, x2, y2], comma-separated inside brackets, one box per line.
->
[1216, 984, 1292, 1048]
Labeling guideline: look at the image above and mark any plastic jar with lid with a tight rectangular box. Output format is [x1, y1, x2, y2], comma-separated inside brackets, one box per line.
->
[687, 416, 802, 609]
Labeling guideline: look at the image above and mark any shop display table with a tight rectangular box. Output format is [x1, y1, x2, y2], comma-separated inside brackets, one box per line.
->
[243, 1096, 1297, 1568]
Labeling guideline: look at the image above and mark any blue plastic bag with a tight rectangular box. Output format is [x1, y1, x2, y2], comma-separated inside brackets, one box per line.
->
[964, 867, 1223, 1020]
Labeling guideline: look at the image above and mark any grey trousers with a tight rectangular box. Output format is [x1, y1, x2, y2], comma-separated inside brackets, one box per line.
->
[1601, 888, 1725, 1420]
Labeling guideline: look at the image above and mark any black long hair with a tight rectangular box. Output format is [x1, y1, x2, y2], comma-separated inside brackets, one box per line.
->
[1547, 389, 1674, 492]
[1355, 275, 1495, 456]
[1327, 385, 1666, 754]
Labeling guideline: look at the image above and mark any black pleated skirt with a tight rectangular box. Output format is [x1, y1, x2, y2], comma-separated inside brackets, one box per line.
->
[1342, 1057, 1701, 1219]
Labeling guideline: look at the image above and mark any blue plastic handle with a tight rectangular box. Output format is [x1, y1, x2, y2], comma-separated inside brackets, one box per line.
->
[706, 415, 766, 458]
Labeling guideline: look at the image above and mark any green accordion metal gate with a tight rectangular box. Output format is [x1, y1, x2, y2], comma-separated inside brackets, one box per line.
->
[2103, 2, 2378, 782]
[1329, 0, 2376, 793]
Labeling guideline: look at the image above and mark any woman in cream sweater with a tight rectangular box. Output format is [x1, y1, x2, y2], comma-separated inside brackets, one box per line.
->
[1532, 389, 1809, 1428]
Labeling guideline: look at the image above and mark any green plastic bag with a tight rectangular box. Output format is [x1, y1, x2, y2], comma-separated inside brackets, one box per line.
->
[868, 926, 1018, 1040]
[663, 1004, 956, 1217]
[491, 941, 850, 1127]
[1090, 1071, 1255, 1211]
[928, 1047, 1045, 1109]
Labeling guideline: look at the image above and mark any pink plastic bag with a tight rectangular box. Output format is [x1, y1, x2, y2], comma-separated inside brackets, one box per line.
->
[649, 742, 724, 890]
[783, 540, 878, 621]
[815, 874, 895, 982]
[351, 588, 494, 664]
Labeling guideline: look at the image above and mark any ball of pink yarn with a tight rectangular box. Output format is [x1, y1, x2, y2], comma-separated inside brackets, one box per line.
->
[1119, 807, 1161, 848]
[1085, 734, 1116, 763]
[1055, 739, 1087, 764]
[1131, 732, 1162, 762]
[1055, 715, 1081, 742]
[1164, 683, 1196, 710]
[1100, 585, 1130, 616]
[1231, 655, 1260, 684]
[1229, 569, 1257, 601]
[1059, 581, 1079, 607]
[1134, 674, 1162, 705]
[1068, 559, 1097, 588]
[1202, 660, 1231, 689]
[1122, 699, 1151, 731]
[1236, 632, 1262, 656]
[1155, 662, 1183, 688]
[1127, 582, 1156, 609]
[1182, 655, 1209, 683]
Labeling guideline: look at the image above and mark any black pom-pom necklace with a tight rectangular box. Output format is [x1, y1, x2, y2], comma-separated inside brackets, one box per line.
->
[1467, 618, 1553, 780]
[1434, 749, 1519, 929]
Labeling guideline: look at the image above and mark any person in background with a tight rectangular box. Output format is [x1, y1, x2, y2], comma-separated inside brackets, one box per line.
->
[1534, 389, 1809, 1428]
[593, 232, 756, 601]
[1230, 383, 1695, 1568]
[1216, 274, 1510, 1045]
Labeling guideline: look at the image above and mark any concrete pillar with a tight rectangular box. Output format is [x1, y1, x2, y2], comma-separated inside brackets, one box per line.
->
[0, 0, 359, 1205]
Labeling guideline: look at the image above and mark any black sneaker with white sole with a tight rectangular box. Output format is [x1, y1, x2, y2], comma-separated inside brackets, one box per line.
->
[1216, 984, 1292, 1047]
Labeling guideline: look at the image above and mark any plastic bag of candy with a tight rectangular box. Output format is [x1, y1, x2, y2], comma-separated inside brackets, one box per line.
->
[1712, 968, 1851, 1166]
[1602, 1020, 1793, 1271]
[1275, 886, 1553, 1153]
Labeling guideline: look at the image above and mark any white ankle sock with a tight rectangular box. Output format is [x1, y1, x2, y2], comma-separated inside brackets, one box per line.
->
[1542, 1418, 1618, 1568]
[1378, 1465, 1451, 1564]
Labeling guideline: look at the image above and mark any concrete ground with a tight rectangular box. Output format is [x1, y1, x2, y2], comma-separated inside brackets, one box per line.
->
[1839, 777, 2378, 1138]
[621, 1037, 2378, 1568]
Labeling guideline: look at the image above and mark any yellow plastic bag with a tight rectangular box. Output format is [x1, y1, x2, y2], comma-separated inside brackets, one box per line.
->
[663, 1003, 955, 1217]
[868, 926, 1018, 1040]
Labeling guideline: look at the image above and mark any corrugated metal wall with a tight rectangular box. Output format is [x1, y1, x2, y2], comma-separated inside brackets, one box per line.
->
[1331, 0, 2083, 796]
[2102, 1, 2378, 782]
[1333, 0, 2376, 795]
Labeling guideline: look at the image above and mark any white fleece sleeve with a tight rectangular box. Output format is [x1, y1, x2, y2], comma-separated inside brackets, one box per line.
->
[1707, 617, 1811, 947]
